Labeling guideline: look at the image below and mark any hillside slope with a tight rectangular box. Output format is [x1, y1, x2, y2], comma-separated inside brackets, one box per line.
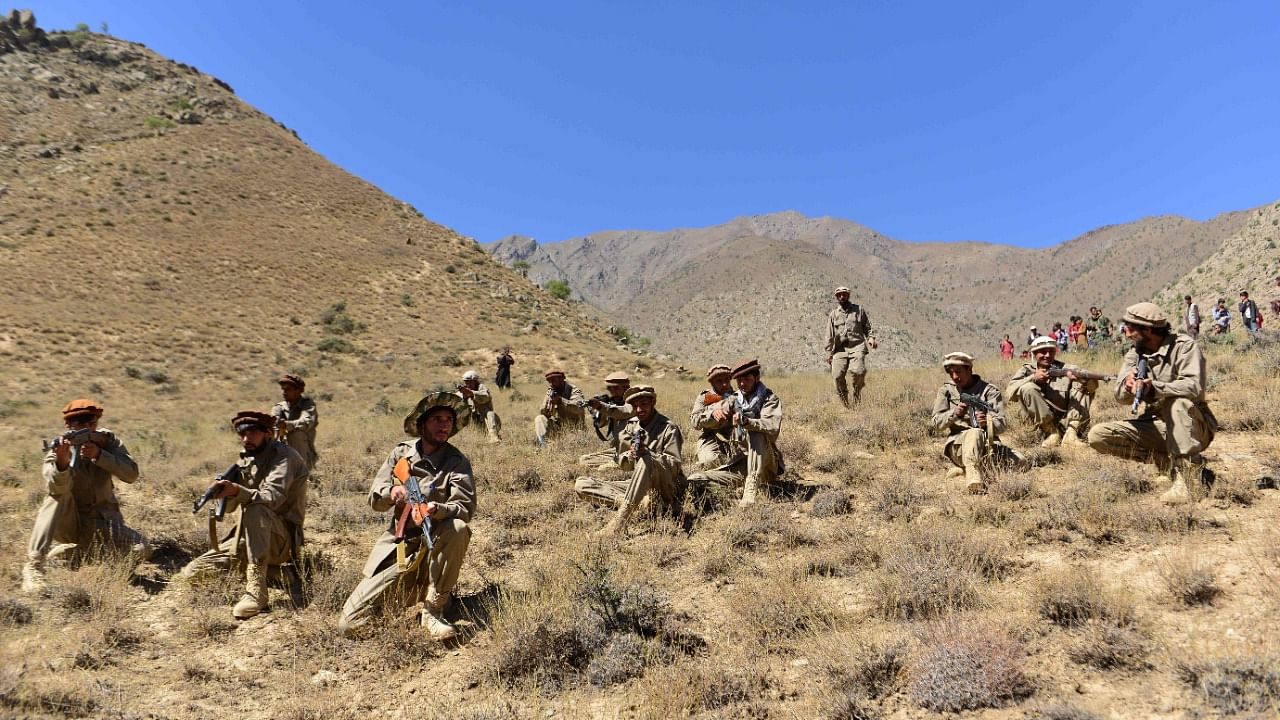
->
[0, 20, 649, 409]
[490, 208, 1253, 370]
[1155, 201, 1280, 321]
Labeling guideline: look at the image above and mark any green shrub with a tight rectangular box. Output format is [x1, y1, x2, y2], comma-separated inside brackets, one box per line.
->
[544, 279, 572, 300]
[316, 337, 357, 354]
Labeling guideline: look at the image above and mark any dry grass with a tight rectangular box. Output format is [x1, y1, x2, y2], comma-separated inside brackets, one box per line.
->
[1159, 549, 1222, 606]
[906, 616, 1031, 712]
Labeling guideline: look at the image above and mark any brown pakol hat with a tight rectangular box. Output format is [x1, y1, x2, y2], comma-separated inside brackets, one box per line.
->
[624, 385, 656, 402]
[604, 371, 630, 386]
[1122, 302, 1169, 329]
[544, 368, 566, 381]
[277, 373, 305, 389]
[706, 364, 732, 380]
[731, 357, 761, 379]
[232, 410, 276, 433]
[62, 399, 104, 420]
[942, 351, 974, 368]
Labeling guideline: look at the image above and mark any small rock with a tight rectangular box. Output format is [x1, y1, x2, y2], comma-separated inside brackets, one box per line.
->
[34, 146, 60, 159]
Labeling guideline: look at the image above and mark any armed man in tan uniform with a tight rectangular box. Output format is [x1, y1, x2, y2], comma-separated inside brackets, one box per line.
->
[1087, 302, 1218, 505]
[338, 392, 474, 641]
[930, 352, 1020, 494]
[180, 410, 309, 620]
[459, 370, 501, 443]
[534, 368, 588, 448]
[271, 373, 319, 470]
[23, 399, 149, 593]
[687, 358, 784, 506]
[578, 371, 636, 467]
[825, 286, 878, 407]
[575, 385, 685, 536]
[688, 364, 735, 468]
[1005, 335, 1100, 448]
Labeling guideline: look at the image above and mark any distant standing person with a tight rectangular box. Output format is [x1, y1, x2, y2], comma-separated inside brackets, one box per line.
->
[999, 335, 1015, 361]
[824, 286, 877, 407]
[1053, 322, 1069, 352]
[1239, 291, 1260, 335]
[494, 348, 514, 389]
[1087, 307, 1112, 347]
[1177, 293, 1198, 338]
[1069, 316, 1085, 348]
[272, 374, 318, 471]
[1270, 276, 1280, 321]
[1026, 326, 1039, 347]
[1211, 298, 1231, 335]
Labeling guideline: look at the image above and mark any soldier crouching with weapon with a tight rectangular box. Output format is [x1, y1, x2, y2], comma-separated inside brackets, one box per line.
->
[178, 410, 309, 620]
[1005, 335, 1110, 448]
[574, 385, 684, 537]
[23, 399, 149, 593]
[533, 368, 588, 449]
[578, 371, 636, 468]
[338, 392, 475, 641]
[689, 364, 736, 468]
[686, 358, 784, 507]
[930, 352, 1022, 495]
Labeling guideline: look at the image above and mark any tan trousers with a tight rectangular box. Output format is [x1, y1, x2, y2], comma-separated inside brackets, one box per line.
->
[694, 435, 730, 468]
[533, 412, 581, 446]
[831, 347, 868, 405]
[337, 519, 471, 637]
[1087, 398, 1215, 467]
[943, 429, 1023, 470]
[578, 448, 617, 467]
[179, 503, 293, 577]
[1010, 380, 1095, 435]
[472, 409, 502, 442]
[574, 457, 683, 512]
[27, 495, 147, 562]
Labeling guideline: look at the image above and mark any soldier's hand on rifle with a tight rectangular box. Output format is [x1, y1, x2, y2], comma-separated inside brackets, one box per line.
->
[458, 385, 474, 399]
[390, 485, 408, 505]
[80, 441, 101, 461]
[588, 397, 603, 410]
[825, 354, 833, 366]
[52, 438, 72, 469]
[212, 479, 240, 499]
[1032, 368, 1050, 383]
[868, 338, 878, 350]
[711, 404, 728, 422]
[425, 501, 439, 518]
[952, 403, 969, 419]
[974, 410, 988, 425]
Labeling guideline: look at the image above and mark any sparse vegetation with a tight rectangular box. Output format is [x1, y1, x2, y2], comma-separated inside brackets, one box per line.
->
[543, 279, 571, 300]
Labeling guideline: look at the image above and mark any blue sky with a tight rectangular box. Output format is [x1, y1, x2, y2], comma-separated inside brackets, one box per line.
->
[36, 2, 1280, 247]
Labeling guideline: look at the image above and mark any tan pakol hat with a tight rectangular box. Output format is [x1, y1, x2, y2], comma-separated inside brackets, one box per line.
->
[834, 286, 850, 295]
[232, 410, 276, 433]
[624, 384, 656, 402]
[942, 351, 974, 368]
[604, 371, 630, 386]
[1122, 302, 1169, 328]
[277, 373, 305, 389]
[731, 357, 761, 378]
[544, 368, 566, 380]
[706, 364, 732, 380]
[62, 398, 104, 420]
[1028, 335, 1057, 353]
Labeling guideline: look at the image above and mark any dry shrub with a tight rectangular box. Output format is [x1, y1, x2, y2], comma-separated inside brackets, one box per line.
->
[840, 402, 925, 451]
[907, 617, 1031, 712]
[724, 504, 817, 550]
[778, 433, 813, 467]
[636, 660, 774, 718]
[969, 497, 1013, 528]
[729, 579, 836, 651]
[1159, 551, 1221, 605]
[990, 472, 1034, 501]
[1034, 566, 1134, 628]
[872, 522, 1015, 620]
[586, 633, 646, 687]
[1081, 458, 1152, 495]
[822, 637, 909, 700]
[1032, 483, 1127, 543]
[0, 597, 34, 626]
[1126, 503, 1204, 535]
[299, 547, 365, 613]
[1037, 702, 1103, 720]
[826, 691, 880, 720]
[869, 475, 925, 522]
[1066, 622, 1149, 670]
[811, 449, 850, 474]
[1209, 473, 1260, 507]
[0, 670, 99, 716]
[803, 540, 876, 578]
[700, 543, 744, 580]
[1176, 655, 1280, 715]
[455, 700, 522, 720]
[810, 488, 853, 517]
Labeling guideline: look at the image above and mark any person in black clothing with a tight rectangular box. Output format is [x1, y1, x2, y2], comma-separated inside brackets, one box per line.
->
[495, 348, 515, 388]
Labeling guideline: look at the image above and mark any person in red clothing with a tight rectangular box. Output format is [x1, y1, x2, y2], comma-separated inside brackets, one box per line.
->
[999, 334, 1015, 361]
[1068, 316, 1085, 347]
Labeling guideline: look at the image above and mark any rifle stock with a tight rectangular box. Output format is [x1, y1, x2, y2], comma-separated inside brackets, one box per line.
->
[1131, 356, 1150, 414]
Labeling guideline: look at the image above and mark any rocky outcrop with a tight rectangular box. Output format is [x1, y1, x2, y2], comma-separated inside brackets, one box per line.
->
[1, 8, 46, 54]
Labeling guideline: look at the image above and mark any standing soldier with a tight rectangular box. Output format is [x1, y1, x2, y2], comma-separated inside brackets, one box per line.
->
[1087, 302, 1218, 505]
[578, 371, 636, 467]
[534, 369, 587, 448]
[574, 385, 684, 536]
[930, 353, 1020, 495]
[1183, 295, 1201, 339]
[179, 410, 309, 620]
[1087, 306, 1112, 346]
[271, 373, 318, 471]
[825, 286, 877, 407]
[459, 370, 501, 443]
[338, 393, 474, 641]
[689, 364, 735, 468]
[1005, 335, 1099, 448]
[23, 399, 149, 593]
[687, 358, 783, 506]
[495, 347, 515, 389]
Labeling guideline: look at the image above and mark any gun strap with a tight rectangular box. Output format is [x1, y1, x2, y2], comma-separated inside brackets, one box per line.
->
[206, 510, 219, 551]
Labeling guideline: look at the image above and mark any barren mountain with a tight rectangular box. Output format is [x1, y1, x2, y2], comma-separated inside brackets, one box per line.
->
[1155, 200, 1280, 320]
[490, 208, 1254, 370]
[0, 15, 649, 406]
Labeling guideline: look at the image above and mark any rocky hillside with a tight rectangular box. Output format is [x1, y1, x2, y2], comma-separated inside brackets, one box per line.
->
[0, 12, 652, 408]
[1155, 200, 1280, 321]
[490, 208, 1255, 371]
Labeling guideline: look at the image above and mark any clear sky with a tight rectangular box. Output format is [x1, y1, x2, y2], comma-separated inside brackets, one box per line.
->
[35, 1, 1280, 247]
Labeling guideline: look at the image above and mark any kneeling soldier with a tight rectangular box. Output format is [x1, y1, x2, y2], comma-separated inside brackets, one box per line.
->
[930, 352, 1020, 494]
[578, 371, 636, 467]
[24, 399, 148, 593]
[689, 364, 735, 468]
[534, 368, 587, 448]
[574, 385, 684, 536]
[1087, 302, 1218, 505]
[687, 358, 783, 506]
[339, 392, 475, 641]
[180, 410, 309, 620]
[1005, 335, 1099, 448]
[459, 370, 502, 443]
[271, 373, 319, 470]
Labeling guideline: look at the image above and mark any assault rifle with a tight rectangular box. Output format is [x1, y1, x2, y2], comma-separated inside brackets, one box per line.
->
[958, 392, 996, 455]
[723, 394, 749, 445]
[1046, 368, 1114, 382]
[1131, 356, 1150, 414]
[271, 409, 289, 443]
[193, 463, 240, 550]
[392, 458, 436, 560]
[631, 427, 649, 458]
[41, 427, 110, 452]
[567, 393, 613, 442]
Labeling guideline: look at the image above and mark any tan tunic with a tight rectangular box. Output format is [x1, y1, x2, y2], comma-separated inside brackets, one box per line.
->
[466, 383, 495, 414]
[223, 439, 309, 529]
[360, 440, 476, 578]
[689, 389, 732, 462]
[543, 381, 588, 424]
[825, 302, 872, 354]
[41, 428, 138, 521]
[272, 397, 319, 469]
[930, 376, 1008, 444]
[615, 412, 683, 477]
[1112, 333, 1207, 410]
